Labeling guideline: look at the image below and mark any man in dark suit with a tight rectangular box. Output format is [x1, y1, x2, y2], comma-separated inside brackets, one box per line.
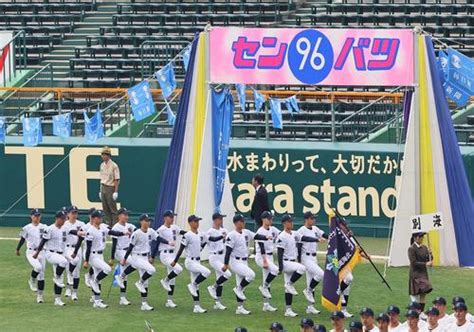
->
[250, 174, 270, 230]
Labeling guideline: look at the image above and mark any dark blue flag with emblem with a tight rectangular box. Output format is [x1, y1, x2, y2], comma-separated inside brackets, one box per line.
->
[321, 212, 361, 311]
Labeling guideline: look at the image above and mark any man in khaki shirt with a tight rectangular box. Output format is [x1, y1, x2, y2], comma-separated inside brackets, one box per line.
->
[99, 146, 120, 226]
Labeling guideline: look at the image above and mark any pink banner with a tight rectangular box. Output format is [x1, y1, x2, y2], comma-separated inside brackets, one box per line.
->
[209, 27, 414, 86]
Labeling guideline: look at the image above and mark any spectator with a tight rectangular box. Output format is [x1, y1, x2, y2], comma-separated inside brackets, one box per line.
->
[387, 305, 403, 331]
[330, 311, 346, 332]
[348, 321, 362, 332]
[300, 318, 314, 332]
[360, 307, 379, 332]
[449, 302, 474, 331]
[376, 313, 389, 332]
[99, 146, 120, 226]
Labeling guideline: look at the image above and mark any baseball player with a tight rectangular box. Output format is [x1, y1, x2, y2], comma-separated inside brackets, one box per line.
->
[33, 210, 70, 306]
[116, 214, 167, 311]
[172, 215, 210, 314]
[80, 209, 130, 309]
[109, 207, 136, 305]
[255, 211, 280, 312]
[222, 214, 272, 315]
[16, 208, 47, 303]
[276, 214, 306, 318]
[297, 211, 328, 314]
[206, 212, 231, 310]
[157, 210, 185, 308]
[63, 206, 86, 300]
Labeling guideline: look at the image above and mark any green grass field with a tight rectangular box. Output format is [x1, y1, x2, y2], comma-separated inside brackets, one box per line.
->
[1, 227, 473, 332]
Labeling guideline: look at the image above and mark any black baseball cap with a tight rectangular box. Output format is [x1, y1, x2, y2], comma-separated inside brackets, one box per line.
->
[349, 321, 363, 331]
[452, 296, 465, 305]
[90, 210, 104, 218]
[331, 311, 345, 320]
[387, 305, 400, 315]
[454, 302, 468, 312]
[55, 210, 67, 219]
[163, 210, 177, 218]
[233, 214, 245, 223]
[269, 322, 283, 331]
[360, 307, 374, 317]
[432, 297, 447, 305]
[313, 324, 326, 332]
[68, 205, 78, 213]
[300, 317, 314, 327]
[30, 208, 41, 216]
[426, 307, 440, 316]
[407, 302, 422, 311]
[303, 211, 316, 219]
[117, 207, 129, 215]
[188, 215, 202, 223]
[281, 214, 293, 223]
[406, 309, 419, 319]
[88, 207, 96, 215]
[235, 328, 247, 332]
[139, 214, 151, 222]
[376, 313, 390, 322]
[261, 211, 273, 219]
[212, 212, 226, 220]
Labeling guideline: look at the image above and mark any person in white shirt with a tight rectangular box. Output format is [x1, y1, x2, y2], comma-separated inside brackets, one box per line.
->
[405, 309, 421, 332]
[297, 211, 327, 315]
[450, 297, 474, 324]
[402, 302, 429, 330]
[63, 206, 87, 300]
[109, 207, 135, 305]
[387, 305, 404, 331]
[300, 317, 314, 331]
[424, 306, 445, 332]
[172, 214, 210, 314]
[377, 313, 390, 332]
[156, 210, 184, 308]
[222, 214, 271, 315]
[360, 307, 380, 332]
[330, 311, 348, 332]
[432, 297, 454, 330]
[206, 212, 231, 311]
[448, 303, 474, 332]
[255, 211, 280, 312]
[276, 214, 306, 318]
[16, 209, 48, 303]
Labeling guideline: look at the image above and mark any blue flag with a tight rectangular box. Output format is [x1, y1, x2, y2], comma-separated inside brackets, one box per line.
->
[269, 98, 283, 130]
[52, 113, 71, 138]
[182, 45, 192, 72]
[112, 264, 120, 287]
[285, 96, 300, 113]
[437, 50, 448, 83]
[253, 89, 266, 112]
[236, 84, 246, 112]
[443, 81, 470, 107]
[128, 81, 155, 122]
[212, 88, 234, 211]
[83, 108, 104, 143]
[447, 48, 474, 95]
[22, 117, 42, 146]
[155, 64, 177, 99]
[166, 103, 176, 126]
[0, 117, 5, 143]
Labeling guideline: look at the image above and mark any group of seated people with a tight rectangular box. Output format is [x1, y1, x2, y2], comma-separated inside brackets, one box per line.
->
[235, 295, 474, 331]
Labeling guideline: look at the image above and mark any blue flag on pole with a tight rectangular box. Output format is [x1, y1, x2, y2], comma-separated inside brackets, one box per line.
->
[166, 103, 176, 126]
[253, 89, 266, 112]
[83, 108, 104, 143]
[128, 81, 156, 122]
[236, 84, 246, 112]
[22, 117, 42, 146]
[212, 88, 234, 211]
[269, 98, 283, 130]
[182, 45, 191, 72]
[437, 50, 448, 83]
[52, 113, 71, 138]
[285, 96, 300, 113]
[0, 117, 5, 143]
[112, 264, 120, 287]
[155, 64, 177, 99]
[447, 48, 474, 95]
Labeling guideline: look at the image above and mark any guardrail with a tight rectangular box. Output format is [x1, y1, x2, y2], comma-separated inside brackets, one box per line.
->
[1, 30, 26, 87]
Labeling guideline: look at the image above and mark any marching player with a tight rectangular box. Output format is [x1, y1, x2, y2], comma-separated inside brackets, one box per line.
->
[172, 215, 210, 314]
[110, 207, 135, 305]
[117, 214, 166, 311]
[255, 211, 280, 312]
[206, 212, 231, 310]
[223, 214, 272, 315]
[450, 297, 474, 324]
[157, 210, 185, 308]
[297, 211, 327, 314]
[16, 209, 47, 303]
[276, 214, 306, 317]
[80, 209, 130, 309]
[359, 307, 379, 332]
[386, 305, 404, 331]
[63, 206, 86, 300]
[448, 302, 474, 331]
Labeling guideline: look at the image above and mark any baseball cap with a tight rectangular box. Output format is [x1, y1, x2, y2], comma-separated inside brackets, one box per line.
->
[303, 211, 316, 219]
[349, 321, 363, 331]
[281, 214, 293, 223]
[90, 210, 104, 218]
[360, 307, 374, 317]
[313, 324, 326, 332]
[432, 297, 447, 305]
[30, 208, 41, 216]
[117, 207, 129, 215]
[376, 313, 390, 322]
[300, 317, 314, 327]
[407, 302, 422, 311]
[261, 211, 273, 219]
[234, 328, 247, 332]
[426, 307, 440, 316]
[88, 207, 96, 215]
[387, 305, 400, 315]
[212, 212, 226, 220]
[55, 210, 67, 219]
[269, 322, 283, 331]
[331, 311, 345, 320]
[406, 309, 419, 319]
[453, 302, 468, 312]
[68, 205, 78, 213]
[452, 296, 465, 305]
[188, 215, 202, 223]
[163, 210, 177, 218]
[233, 214, 245, 223]
[139, 214, 151, 222]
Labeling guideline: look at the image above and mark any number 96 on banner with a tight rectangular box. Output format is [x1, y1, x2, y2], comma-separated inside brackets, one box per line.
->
[288, 30, 334, 84]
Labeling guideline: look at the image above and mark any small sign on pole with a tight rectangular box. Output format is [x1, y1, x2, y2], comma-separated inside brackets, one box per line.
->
[410, 212, 444, 233]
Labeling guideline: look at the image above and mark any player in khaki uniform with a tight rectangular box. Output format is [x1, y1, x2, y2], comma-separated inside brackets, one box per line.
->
[99, 146, 120, 226]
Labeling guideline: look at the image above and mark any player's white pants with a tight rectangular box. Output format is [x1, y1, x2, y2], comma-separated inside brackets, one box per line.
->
[26, 249, 46, 280]
[129, 254, 156, 287]
[282, 260, 306, 284]
[114, 248, 130, 281]
[301, 254, 324, 287]
[160, 252, 183, 285]
[255, 254, 279, 284]
[185, 258, 211, 284]
[65, 246, 82, 279]
[342, 271, 353, 296]
[209, 253, 231, 279]
[89, 253, 112, 279]
[45, 251, 68, 268]
[229, 257, 255, 286]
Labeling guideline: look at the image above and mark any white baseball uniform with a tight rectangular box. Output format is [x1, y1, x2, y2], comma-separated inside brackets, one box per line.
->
[225, 229, 256, 286]
[297, 225, 325, 285]
[63, 219, 86, 278]
[43, 224, 68, 269]
[181, 231, 211, 281]
[19, 223, 47, 280]
[255, 225, 280, 281]
[276, 230, 306, 284]
[446, 321, 474, 332]
[157, 224, 184, 283]
[111, 222, 136, 280]
[206, 226, 231, 279]
[127, 228, 158, 287]
[85, 224, 113, 277]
